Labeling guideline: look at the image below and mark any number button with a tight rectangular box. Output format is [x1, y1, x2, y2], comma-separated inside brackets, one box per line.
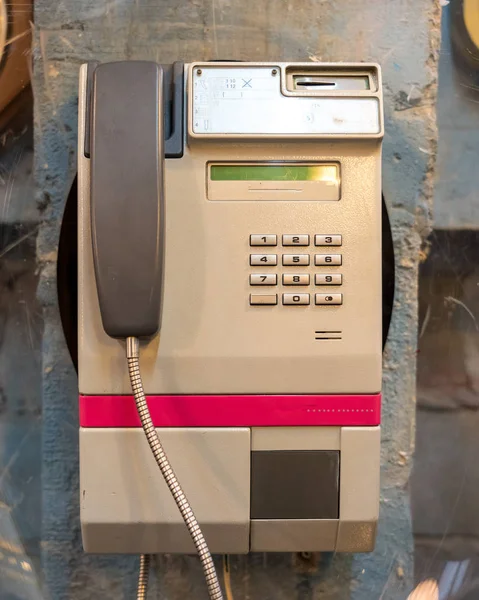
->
[250, 234, 277, 246]
[283, 293, 310, 305]
[282, 274, 310, 286]
[315, 294, 342, 305]
[250, 274, 277, 286]
[315, 254, 342, 266]
[282, 234, 310, 246]
[282, 254, 310, 266]
[250, 254, 277, 266]
[315, 273, 342, 286]
[315, 235, 342, 246]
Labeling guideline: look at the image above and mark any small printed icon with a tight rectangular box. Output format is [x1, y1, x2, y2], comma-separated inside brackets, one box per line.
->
[242, 78, 252, 88]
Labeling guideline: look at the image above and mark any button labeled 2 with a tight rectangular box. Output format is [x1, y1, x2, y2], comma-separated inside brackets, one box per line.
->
[283, 234, 309, 246]
[250, 254, 277, 266]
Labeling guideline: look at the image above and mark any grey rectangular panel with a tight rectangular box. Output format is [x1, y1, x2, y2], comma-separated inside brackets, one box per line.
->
[80, 428, 250, 554]
[191, 66, 380, 135]
[251, 519, 339, 552]
[251, 450, 339, 519]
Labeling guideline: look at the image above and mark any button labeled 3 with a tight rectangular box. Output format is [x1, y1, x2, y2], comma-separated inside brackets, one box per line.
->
[315, 235, 342, 246]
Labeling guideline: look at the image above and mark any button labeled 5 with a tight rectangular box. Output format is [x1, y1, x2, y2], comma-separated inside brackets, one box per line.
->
[283, 254, 310, 266]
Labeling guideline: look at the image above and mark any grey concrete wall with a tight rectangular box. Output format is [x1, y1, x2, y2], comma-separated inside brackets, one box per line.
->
[33, 1, 441, 598]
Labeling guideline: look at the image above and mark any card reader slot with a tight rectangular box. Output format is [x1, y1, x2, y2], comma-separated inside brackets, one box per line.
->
[292, 75, 370, 91]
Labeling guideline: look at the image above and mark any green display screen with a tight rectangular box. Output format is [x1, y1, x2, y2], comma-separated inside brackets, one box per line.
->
[210, 164, 338, 182]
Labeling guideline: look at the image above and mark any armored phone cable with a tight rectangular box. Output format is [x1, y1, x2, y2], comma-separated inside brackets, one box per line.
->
[136, 554, 150, 600]
[126, 337, 224, 600]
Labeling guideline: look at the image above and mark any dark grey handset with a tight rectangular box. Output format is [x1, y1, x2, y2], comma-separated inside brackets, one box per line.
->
[90, 61, 164, 338]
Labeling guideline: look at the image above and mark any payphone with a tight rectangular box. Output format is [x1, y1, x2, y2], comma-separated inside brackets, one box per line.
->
[77, 61, 385, 598]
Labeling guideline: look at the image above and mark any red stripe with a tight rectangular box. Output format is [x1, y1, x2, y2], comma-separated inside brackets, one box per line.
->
[79, 393, 381, 427]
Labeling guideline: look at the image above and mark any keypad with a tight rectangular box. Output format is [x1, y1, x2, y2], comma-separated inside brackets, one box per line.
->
[249, 234, 343, 307]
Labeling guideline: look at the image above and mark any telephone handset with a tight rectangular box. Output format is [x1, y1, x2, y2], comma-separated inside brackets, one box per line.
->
[78, 61, 386, 599]
[90, 61, 163, 337]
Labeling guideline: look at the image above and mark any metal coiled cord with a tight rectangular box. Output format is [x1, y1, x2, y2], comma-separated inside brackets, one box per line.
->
[137, 554, 150, 600]
[126, 337, 224, 600]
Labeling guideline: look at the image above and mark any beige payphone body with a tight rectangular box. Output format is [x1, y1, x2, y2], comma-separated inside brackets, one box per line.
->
[78, 61, 383, 555]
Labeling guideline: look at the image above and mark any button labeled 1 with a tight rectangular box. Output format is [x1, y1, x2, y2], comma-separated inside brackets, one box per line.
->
[250, 234, 277, 246]
[315, 294, 342, 305]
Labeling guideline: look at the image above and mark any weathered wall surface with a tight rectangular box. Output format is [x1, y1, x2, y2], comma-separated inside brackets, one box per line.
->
[33, 1, 441, 598]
